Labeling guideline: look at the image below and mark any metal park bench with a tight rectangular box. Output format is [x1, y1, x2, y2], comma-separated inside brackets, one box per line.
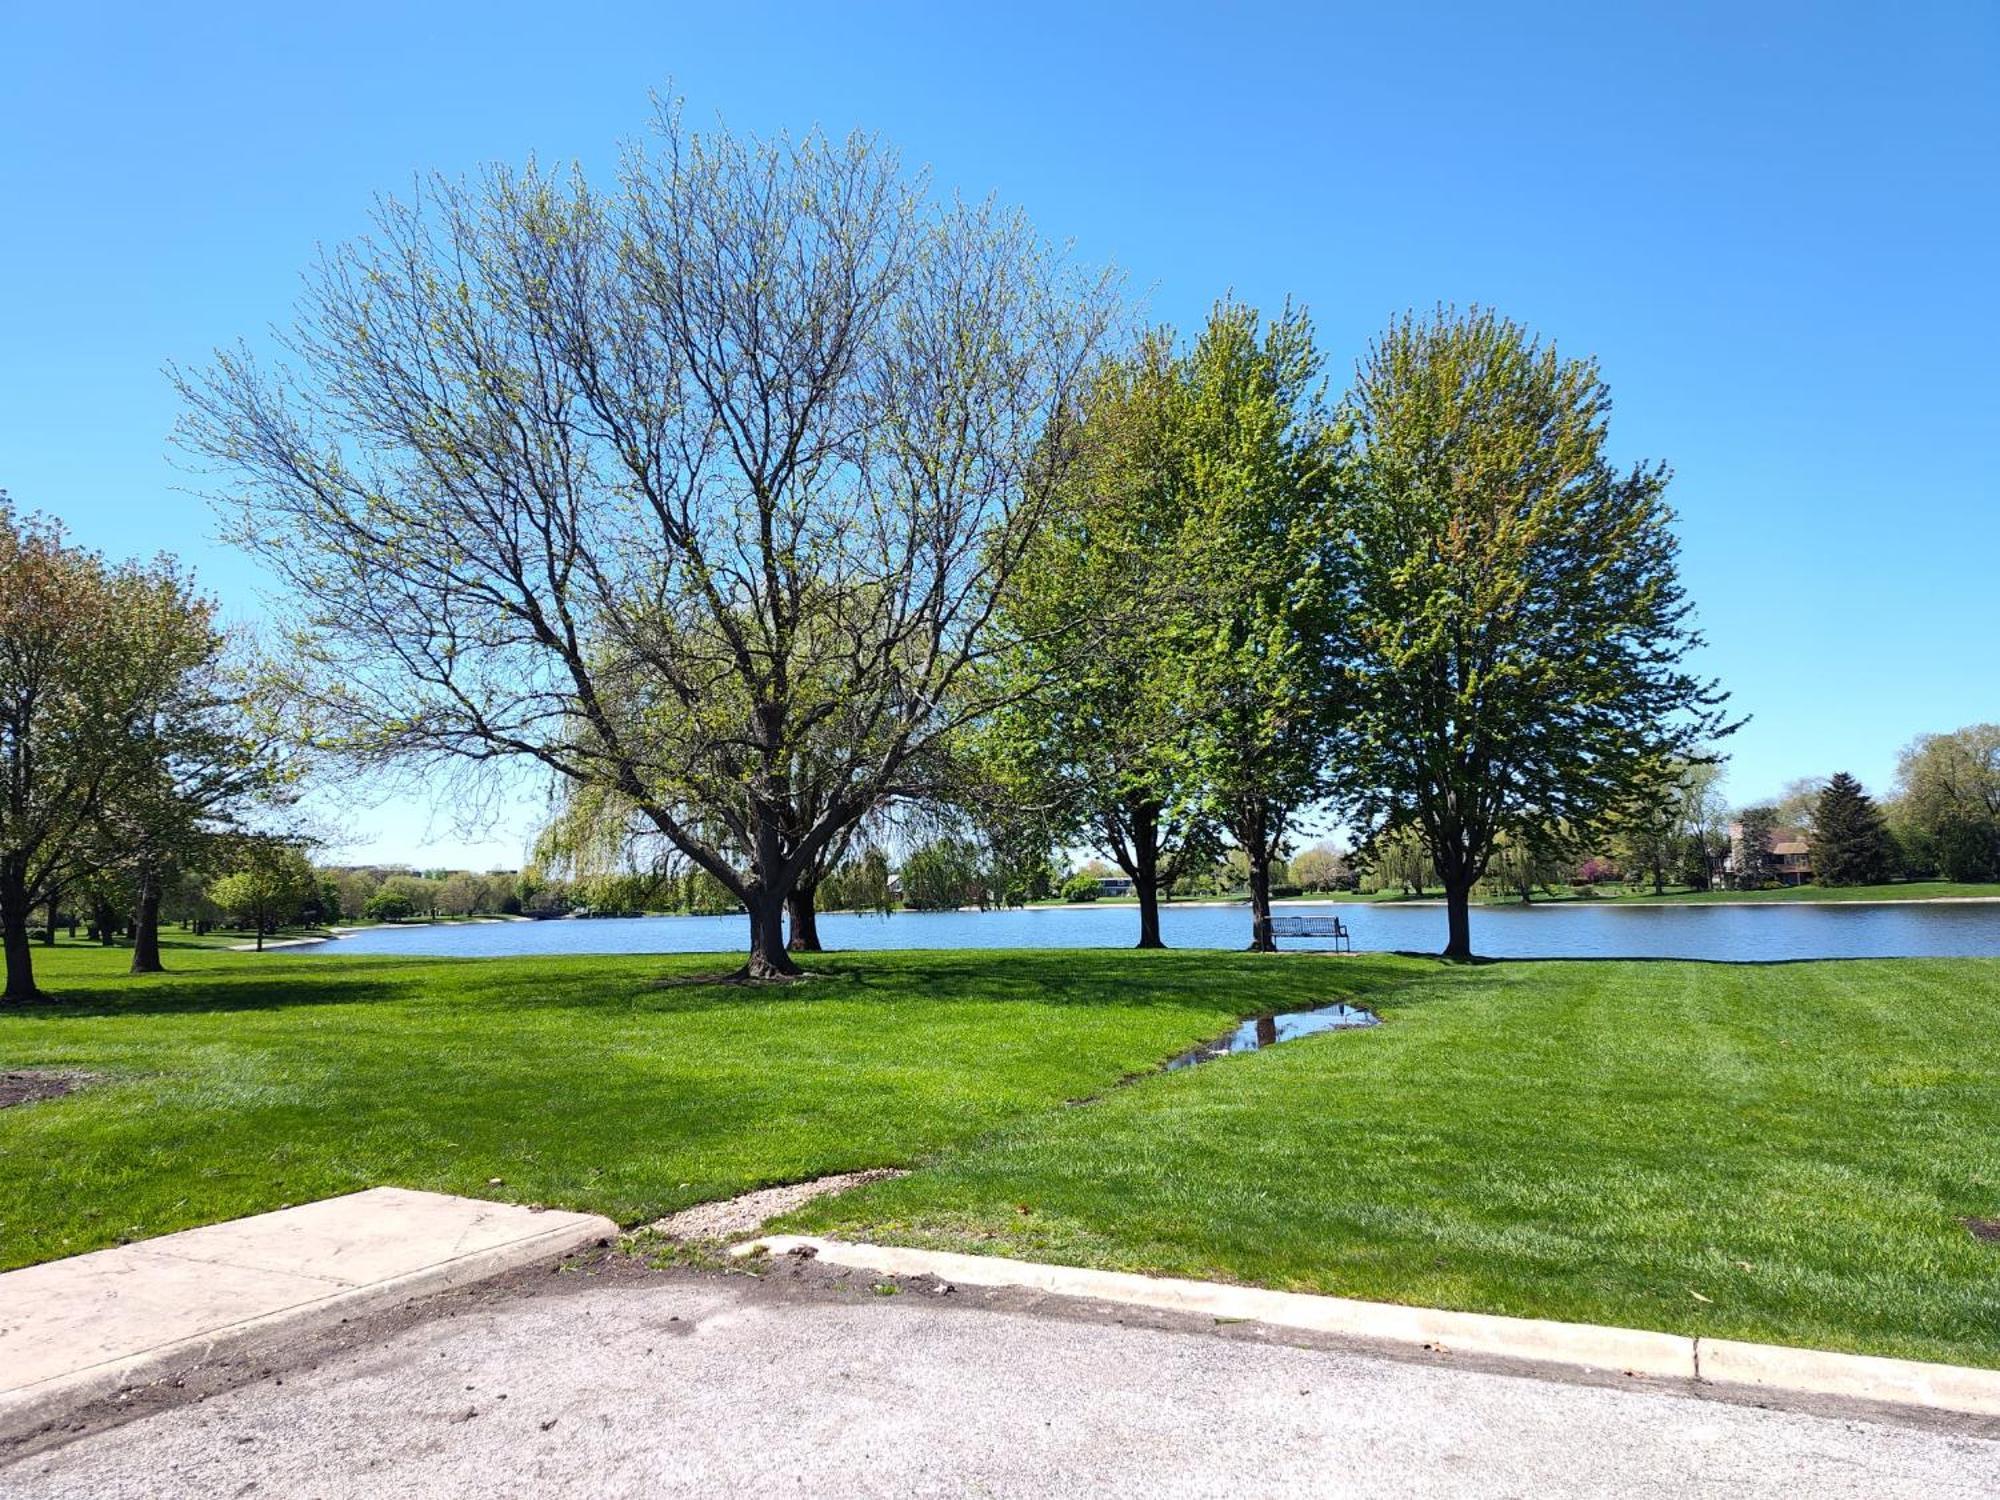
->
[1267, 913, 1351, 952]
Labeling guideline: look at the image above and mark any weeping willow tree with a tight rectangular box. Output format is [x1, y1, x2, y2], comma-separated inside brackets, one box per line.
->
[179, 101, 1117, 979]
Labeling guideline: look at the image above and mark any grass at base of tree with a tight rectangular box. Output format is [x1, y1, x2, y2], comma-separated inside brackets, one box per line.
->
[6, 942, 1999, 1369]
[786, 955, 2000, 1370]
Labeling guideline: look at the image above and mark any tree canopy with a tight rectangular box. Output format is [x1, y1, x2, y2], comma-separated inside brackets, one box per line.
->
[1342, 308, 1732, 958]
[1891, 725, 2000, 882]
[983, 301, 1346, 949]
[179, 105, 1115, 978]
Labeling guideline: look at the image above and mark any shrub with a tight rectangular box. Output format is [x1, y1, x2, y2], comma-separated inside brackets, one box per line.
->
[1059, 872, 1101, 903]
[364, 890, 417, 923]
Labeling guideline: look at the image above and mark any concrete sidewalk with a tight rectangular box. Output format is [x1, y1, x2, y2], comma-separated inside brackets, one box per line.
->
[0, 1188, 613, 1445]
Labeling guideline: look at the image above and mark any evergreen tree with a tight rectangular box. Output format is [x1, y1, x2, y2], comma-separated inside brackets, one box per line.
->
[1812, 772, 1895, 886]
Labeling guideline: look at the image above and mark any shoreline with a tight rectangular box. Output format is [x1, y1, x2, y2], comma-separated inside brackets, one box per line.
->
[229, 916, 531, 952]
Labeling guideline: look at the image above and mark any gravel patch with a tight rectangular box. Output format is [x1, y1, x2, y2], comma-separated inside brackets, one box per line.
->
[648, 1169, 906, 1241]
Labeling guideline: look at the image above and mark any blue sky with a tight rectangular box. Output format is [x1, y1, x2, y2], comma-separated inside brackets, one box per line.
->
[5, 1, 1995, 868]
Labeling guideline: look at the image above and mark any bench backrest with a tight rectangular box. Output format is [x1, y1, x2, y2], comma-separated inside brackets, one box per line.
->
[1269, 914, 1345, 936]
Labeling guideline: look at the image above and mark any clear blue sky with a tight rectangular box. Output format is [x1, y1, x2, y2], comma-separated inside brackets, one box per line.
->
[6, 1, 1995, 868]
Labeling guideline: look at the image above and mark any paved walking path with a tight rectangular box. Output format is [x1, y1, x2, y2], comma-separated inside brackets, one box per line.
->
[8, 1270, 1996, 1498]
[0, 1188, 613, 1444]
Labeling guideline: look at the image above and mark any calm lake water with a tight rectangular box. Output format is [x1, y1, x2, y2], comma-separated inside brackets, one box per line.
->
[316, 899, 2000, 962]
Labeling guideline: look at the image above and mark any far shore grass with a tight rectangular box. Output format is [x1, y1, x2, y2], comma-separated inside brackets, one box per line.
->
[4, 940, 1998, 1369]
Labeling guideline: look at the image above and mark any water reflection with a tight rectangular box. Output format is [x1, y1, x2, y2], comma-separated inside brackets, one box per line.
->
[1165, 1002, 1381, 1071]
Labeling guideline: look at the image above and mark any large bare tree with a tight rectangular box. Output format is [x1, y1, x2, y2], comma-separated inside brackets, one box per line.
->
[179, 107, 1116, 977]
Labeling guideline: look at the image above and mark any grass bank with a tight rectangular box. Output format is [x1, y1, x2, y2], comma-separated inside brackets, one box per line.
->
[5, 940, 1997, 1368]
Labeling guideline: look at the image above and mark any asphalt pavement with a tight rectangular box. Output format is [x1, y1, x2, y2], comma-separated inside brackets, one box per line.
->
[6, 1259, 1996, 1498]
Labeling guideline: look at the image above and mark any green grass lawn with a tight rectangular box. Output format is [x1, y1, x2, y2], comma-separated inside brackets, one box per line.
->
[0, 939, 1282, 1270]
[787, 956, 2000, 1369]
[5, 939, 1999, 1368]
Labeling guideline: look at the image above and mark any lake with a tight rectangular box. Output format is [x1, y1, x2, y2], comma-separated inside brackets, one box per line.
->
[314, 899, 2000, 962]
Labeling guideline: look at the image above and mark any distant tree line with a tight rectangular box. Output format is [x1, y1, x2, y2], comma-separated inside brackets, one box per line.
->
[1718, 727, 1998, 890]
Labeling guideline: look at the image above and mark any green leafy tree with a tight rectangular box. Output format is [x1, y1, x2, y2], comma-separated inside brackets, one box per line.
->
[1362, 827, 1435, 896]
[899, 839, 986, 912]
[380, 873, 439, 918]
[1059, 870, 1103, 903]
[1170, 301, 1350, 951]
[986, 331, 1217, 949]
[363, 888, 416, 923]
[1611, 758, 1727, 895]
[0, 504, 229, 1000]
[106, 627, 292, 975]
[1812, 772, 1895, 886]
[1288, 843, 1350, 892]
[1890, 725, 2000, 881]
[988, 301, 1346, 950]
[1342, 308, 1732, 958]
[436, 871, 484, 916]
[820, 847, 894, 916]
[1487, 832, 1567, 903]
[207, 839, 316, 950]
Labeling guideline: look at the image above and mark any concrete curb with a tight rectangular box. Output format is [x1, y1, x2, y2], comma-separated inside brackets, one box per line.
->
[736, 1235, 2000, 1419]
[0, 1189, 615, 1446]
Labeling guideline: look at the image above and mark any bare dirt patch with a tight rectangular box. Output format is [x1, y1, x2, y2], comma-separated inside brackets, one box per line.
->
[0, 1071, 95, 1110]
[648, 1169, 907, 1241]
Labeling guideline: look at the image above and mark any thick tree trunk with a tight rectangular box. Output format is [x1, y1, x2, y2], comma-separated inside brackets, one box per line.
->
[130, 862, 164, 974]
[1130, 802, 1166, 950]
[786, 882, 822, 952]
[745, 889, 802, 980]
[1, 863, 41, 1002]
[1246, 852, 1276, 951]
[1442, 879, 1474, 960]
[1134, 873, 1164, 949]
[1234, 795, 1281, 953]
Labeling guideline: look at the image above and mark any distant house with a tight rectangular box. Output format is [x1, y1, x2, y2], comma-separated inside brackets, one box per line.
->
[1726, 824, 1813, 886]
[1096, 876, 1134, 897]
[1769, 838, 1812, 884]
